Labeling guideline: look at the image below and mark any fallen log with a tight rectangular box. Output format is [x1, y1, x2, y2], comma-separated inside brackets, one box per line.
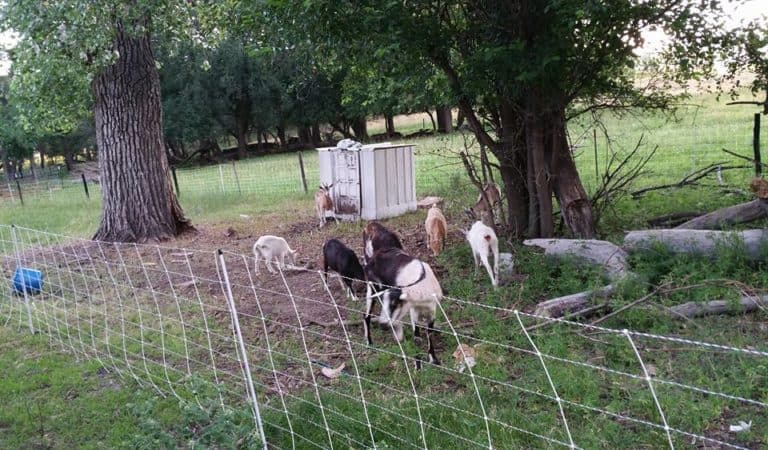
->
[623, 229, 768, 262]
[675, 199, 768, 230]
[668, 295, 766, 319]
[534, 285, 616, 318]
[523, 239, 630, 281]
[647, 211, 706, 228]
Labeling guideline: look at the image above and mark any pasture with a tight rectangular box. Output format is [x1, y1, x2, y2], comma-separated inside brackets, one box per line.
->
[2, 92, 768, 449]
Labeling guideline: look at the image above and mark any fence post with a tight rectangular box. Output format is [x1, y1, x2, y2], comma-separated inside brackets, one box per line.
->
[218, 165, 225, 193]
[231, 160, 242, 195]
[171, 167, 180, 198]
[298, 151, 308, 193]
[15, 180, 24, 206]
[217, 250, 268, 450]
[754, 113, 761, 177]
[81, 174, 90, 199]
[10, 225, 35, 334]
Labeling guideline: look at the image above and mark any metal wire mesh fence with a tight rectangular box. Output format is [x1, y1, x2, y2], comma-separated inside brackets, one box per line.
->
[2, 110, 766, 209]
[2, 224, 766, 449]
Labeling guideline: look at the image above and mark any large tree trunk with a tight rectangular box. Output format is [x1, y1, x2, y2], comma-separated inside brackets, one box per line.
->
[496, 103, 529, 238]
[276, 125, 287, 148]
[436, 106, 453, 133]
[549, 109, 596, 238]
[92, 24, 192, 243]
[63, 149, 75, 172]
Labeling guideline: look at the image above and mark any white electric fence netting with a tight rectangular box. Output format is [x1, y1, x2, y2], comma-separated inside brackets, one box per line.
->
[1, 224, 765, 449]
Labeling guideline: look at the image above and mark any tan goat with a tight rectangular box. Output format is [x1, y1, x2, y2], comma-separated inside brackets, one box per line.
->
[424, 204, 447, 257]
[314, 183, 334, 228]
[468, 182, 501, 225]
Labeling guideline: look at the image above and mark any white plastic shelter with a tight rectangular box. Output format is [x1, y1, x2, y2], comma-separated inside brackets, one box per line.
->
[317, 143, 417, 221]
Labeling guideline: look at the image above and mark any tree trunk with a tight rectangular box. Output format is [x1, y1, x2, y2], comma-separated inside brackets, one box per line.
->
[525, 113, 554, 237]
[276, 125, 287, 148]
[351, 117, 368, 141]
[29, 155, 36, 180]
[311, 123, 322, 147]
[236, 118, 249, 160]
[425, 110, 436, 131]
[549, 109, 596, 238]
[298, 126, 312, 146]
[38, 145, 46, 170]
[0, 146, 13, 181]
[384, 115, 396, 136]
[63, 149, 75, 172]
[496, 103, 528, 238]
[436, 106, 453, 133]
[623, 229, 768, 262]
[92, 24, 192, 243]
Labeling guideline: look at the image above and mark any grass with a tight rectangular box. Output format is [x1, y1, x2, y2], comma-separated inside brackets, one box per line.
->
[2, 91, 768, 448]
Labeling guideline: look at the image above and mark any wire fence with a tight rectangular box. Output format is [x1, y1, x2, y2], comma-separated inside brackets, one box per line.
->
[1, 115, 765, 208]
[2, 224, 765, 449]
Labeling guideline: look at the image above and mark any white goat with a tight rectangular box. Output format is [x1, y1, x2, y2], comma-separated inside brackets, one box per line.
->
[314, 184, 334, 228]
[464, 221, 499, 288]
[253, 235, 297, 275]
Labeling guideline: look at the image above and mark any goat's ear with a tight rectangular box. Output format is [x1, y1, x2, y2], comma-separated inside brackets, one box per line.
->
[460, 228, 469, 237]
[327, 183, 334, 189]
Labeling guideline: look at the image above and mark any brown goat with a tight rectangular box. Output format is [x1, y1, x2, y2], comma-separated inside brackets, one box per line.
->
[424, 205, 447, 257]
[314, 184, 334, 228]
[363, 221, 403, 262]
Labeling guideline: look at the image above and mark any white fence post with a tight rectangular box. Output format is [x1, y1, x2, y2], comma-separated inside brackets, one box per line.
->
[10, 225, 35, 334]
[217, 250, 268, 450]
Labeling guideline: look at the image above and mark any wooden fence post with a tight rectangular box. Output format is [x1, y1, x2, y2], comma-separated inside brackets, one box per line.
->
[81, 174, 90, 199]
[754, 113, 762, 177]
[298, 151, 308, 193]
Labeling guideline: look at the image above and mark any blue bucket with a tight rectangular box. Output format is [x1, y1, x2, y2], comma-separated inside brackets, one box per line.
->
[12, 267, 44, 295]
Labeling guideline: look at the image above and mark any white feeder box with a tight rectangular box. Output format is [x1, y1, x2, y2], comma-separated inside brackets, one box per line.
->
[317, 143, 417, 221]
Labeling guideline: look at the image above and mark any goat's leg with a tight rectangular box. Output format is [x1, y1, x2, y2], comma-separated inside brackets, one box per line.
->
[364, 283, 374, 345]
[345, 279, 357, 301]
[479, 252, 497, 287]
[253, 255, 261, 275]
[410, 308, 420, 340]
[265, 257, 277, 274]
[492, 240, 500, 283]
[426, 319, 440, 365]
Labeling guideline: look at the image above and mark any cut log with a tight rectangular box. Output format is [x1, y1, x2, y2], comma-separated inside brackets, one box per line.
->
[534, 284, 616, 318]
[523, 238, 630, 281]
[623, 229, 768, 262]
[668, 295, 766, 319]
[675, 199, 768, 230]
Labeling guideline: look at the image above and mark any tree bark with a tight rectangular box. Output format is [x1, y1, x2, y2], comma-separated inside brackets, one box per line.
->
[623, 229, 768, 262]
[298, 126, 312, 146]
[235, 117, 249, 160]
[668, 296, 766, 319]
[92, 23, 192, 243]
[384, 115, 396, 136]
[550, 109, 596, 238]
[496, 103, 529, 238]
[525, 108, 554, 237]
[311, 123, 322, 147]
[276, 125, 287, 148]
[436, 106, 453, 133]
[0, 146, 12, 181]
[351, 117, 368, 141]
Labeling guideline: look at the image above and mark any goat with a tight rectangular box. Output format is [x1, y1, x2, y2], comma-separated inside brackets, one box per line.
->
[253, 235, 297, 275]
[315, 183, 334, 228]
[464, 220, 499, 288]
[321, 238, 365, 300]
[468, 182, 501, 224]
[364, 247, 442, 364]
[362, 221, 402, 262]
[424, 204, 447, 257]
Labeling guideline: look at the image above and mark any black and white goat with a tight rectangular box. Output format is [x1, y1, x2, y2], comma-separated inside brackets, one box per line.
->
[321, 238, 365, 300]
[364, 247, 442, 364]
[362, 221, 402, 262]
